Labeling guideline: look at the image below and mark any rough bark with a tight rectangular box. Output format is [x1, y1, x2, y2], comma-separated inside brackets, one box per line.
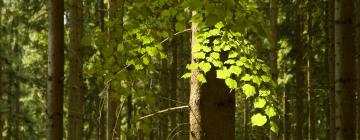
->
[67, 0, 84, 139]
[46, 0, 65, 139]
[334, 0, 356, 139]
[189, 12, 235, 140]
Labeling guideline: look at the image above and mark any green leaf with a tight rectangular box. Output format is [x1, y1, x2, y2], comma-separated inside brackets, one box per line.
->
[241, 74, 252, 81]
[265, 106, 277, 118]
[212, 60, 223, 68]
[202, 46, 211, 53]
[117, 43, 124, 52]
[142, 57, 150, 65]
[252, 76, 261, 86]
[197, 73, 207, 83]
[199, 62, 212, 73]
[254, 98, 266, 108]
[181, 73, 192, 79]
[215, 22, 224, 29]
[261, 75, 271, 83]
[259, 89, 271, 97]
[229, 65, 242, 76]
[270, 121, 279, 133]
[195, 52, 206, 59]
[186, 63, 198, 70]
[210, 52, 220, 59]
[225, 78, 237, 89]
[242, 84, 256, 98]
[135, 64, 144, 70]
[81, 34, 92, 46]
[224, 59, 236, 64]
[251, 113, 268, 126]
[228, 51, 238, 58]
[216, 69, 231, 79]
[175, 22, 185, 32]
[146, 47, 158, 56]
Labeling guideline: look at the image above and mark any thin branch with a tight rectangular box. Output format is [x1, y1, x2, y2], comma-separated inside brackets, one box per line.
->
[138, 105, 189, 121]
[160, 28, 192, 44]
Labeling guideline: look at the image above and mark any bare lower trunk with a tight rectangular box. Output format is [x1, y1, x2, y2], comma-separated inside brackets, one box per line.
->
[47, 0, 65, 139]
[67, 0, 84, 139]
[334, 0, 356, 139]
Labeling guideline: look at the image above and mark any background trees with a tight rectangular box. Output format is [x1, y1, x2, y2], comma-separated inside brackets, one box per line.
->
[0, 0, 359, 140]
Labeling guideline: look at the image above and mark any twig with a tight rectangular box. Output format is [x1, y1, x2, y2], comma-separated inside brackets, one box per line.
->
[160, 28, 192, 44]
[138, 105, 189, 120]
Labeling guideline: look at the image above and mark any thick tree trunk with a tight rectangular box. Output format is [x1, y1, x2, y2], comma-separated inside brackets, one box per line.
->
[334, 0, 356, 139]
[47, 0, 64, 139]
[67, 0, 84, 139]
[189, 12, 235, 140]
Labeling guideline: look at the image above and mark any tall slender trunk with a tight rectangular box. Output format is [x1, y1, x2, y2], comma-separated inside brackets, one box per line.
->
[178, 34, 189, 140]
[294, 0, 306, 139]
[307, 1, 315, 139]
[170, 38, 178, 140]
[160, 58, 169, 140]
[334, 0, 356, 139]
[270, 0, 278, 138]
[327, 0, 336, 139]
[47, 0, 65, 139]
[67, 0, 84, 139]
[283, 84, 290, 140]
[0, 2, 3, 138]
[355, 0, 360, 139]
[244, 97, 249, 140]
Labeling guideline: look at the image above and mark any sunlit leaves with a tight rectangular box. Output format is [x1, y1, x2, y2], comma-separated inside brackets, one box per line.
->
[265, 106, 277, 118]
[242, 84, 256, 98]
[254, 98, 266, 108]
[225, 78, 237, 89]
[251, 113, 267, 126]
[270, 121, 279, 133]
[216, 69, 231, 79]
[181, 73, 192, 79]
[196, 73, 207, 83]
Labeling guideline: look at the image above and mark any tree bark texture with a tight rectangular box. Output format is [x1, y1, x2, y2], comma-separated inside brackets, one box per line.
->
[334, 0, 356, 139]
[46, 0, 64, 139]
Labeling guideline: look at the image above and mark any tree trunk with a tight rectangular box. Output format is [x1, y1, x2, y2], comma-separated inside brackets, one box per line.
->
[170, 38, 178, 140]
[244, 97, 249, 140]
[307, 1, 315, 139]
[189, 12, 235, 140]
[178, 33, 189, 140]
[127, 94, 132, 140]
[283, 84, 290, 140]
[270, 0, 278, 139]
[67, 0, 84, 139]
[334, 0, 356, 139]
[327, 0, 336, 139]
[355, 0, 360, 139]
[47, 0, 64, 139]
[160, 58, 169, 140]
[294, 1, 307, 140]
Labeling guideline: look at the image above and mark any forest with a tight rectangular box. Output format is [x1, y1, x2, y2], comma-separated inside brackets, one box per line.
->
[0, 0, 359, 140]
